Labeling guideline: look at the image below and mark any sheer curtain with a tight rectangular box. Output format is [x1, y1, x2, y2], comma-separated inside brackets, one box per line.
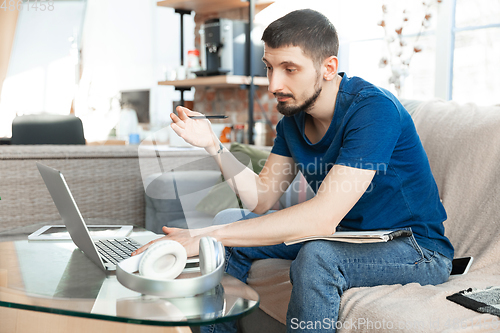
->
[0, 9, 19, 104]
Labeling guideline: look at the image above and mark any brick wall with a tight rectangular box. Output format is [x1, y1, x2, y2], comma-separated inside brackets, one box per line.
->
[193, 86, 279, 125]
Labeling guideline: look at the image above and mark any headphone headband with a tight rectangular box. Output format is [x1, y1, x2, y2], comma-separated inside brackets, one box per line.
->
[116, 238, 225, 297]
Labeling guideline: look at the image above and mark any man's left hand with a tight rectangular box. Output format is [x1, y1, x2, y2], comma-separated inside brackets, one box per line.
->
[132, 226, 201, 257]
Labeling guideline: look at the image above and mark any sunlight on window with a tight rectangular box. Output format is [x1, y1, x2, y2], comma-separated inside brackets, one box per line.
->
[256, 0, 439, 100]
[74, 66, 121, 142]
[453, 28, 500, 106]
[0, 56, 76, 137]
[256, 0, 340, 29]
[348, 40, 389, 88]
[400, 34, 436, 100]
[256, 0, 500, 104]
[256, 0, 382, 42]
[46, 56, 76, 115]
[0, 1, 85, 138]
[0, 67, 45, 137]
[455, 0, 500, 28]
[335, 0, 386, 41]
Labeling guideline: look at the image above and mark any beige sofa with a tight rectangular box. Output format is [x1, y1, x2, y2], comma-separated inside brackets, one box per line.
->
[143, 99, 500, 332]
[2, 98, 499, 332]
[244, 99, 500, 332]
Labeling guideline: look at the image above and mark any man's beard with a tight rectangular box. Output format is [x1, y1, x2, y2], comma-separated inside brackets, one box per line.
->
[275, 83, 322, 117]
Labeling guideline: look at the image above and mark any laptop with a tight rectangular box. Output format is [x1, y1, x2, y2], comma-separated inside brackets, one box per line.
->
[36, 162, 160, 272]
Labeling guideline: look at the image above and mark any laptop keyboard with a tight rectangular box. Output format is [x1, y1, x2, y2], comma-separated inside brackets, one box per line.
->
[95, 238, 142, 265]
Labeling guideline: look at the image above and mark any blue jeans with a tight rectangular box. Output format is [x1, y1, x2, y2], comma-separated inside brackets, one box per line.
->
[202, 209, 452, 333]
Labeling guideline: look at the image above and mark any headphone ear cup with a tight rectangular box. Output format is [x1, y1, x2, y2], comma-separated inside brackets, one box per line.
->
[139, 240, 187, 280]
[199, 237, 217, 275]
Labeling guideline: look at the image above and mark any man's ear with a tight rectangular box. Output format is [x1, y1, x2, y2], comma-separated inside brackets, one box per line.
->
[323, 56, 338, 81]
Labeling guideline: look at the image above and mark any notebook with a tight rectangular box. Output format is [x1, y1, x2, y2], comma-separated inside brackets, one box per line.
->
[36, 162, 161, 272]
[284, 230, 413, 246]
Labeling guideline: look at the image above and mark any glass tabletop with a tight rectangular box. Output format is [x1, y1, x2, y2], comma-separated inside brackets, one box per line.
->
[0, 225, 259, 327]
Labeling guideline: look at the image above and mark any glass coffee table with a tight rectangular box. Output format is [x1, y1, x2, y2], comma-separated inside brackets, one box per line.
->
[0, 225, 259, 330]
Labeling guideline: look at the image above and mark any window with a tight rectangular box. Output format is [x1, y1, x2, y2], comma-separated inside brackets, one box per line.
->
[452, 0, 500, 105]
[0, 1, 86, 138]
[341, 0, 440, 100]
[258, 0, 499, 104]
[344, 0, 500, 104]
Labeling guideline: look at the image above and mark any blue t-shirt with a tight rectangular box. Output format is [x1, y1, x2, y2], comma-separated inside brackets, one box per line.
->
[271, 73, 454, 259]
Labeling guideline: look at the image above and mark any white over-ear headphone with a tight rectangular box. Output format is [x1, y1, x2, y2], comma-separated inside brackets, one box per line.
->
[117, 237, 225, 297]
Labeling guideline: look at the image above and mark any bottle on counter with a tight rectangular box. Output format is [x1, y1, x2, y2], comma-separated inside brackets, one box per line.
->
[186, 50, 201, 79]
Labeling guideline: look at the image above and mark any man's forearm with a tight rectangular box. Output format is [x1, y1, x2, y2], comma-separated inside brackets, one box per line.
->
[208, 194, 337, 247]
[208, 165, 376, 247]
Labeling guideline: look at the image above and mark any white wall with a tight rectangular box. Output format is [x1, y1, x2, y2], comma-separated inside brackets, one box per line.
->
[153, 2, 195, 126]
[77, 0, 195, 141]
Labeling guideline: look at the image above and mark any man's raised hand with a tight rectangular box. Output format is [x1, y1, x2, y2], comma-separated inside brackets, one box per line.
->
[170, 106, 218, 150]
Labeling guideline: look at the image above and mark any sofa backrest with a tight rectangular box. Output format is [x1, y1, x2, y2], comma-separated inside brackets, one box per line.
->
[409, 99, 500, 270]
[0, 145, 145, 231]
[0, 145, 217, 232]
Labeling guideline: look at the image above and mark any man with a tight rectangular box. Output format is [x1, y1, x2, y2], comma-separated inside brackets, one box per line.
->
[134, 9, 453, 332]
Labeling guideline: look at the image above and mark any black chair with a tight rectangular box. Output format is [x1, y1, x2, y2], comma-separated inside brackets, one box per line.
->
[11, 114, 85, 145]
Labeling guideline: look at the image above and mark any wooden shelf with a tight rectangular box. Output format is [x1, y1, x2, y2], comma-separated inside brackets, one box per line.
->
[157, 0, 274, 15]
[157, 0, 269, 144]
[159, 75, 268, 88]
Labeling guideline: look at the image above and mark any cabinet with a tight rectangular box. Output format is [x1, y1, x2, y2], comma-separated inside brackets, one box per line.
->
[157, 0, 273, 144]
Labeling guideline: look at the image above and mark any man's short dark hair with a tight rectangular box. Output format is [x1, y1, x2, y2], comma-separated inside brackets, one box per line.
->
[261, 9, 339, 67]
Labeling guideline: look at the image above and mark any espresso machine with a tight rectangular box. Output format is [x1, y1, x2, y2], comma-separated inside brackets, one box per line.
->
[197, 18, 266, 77]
